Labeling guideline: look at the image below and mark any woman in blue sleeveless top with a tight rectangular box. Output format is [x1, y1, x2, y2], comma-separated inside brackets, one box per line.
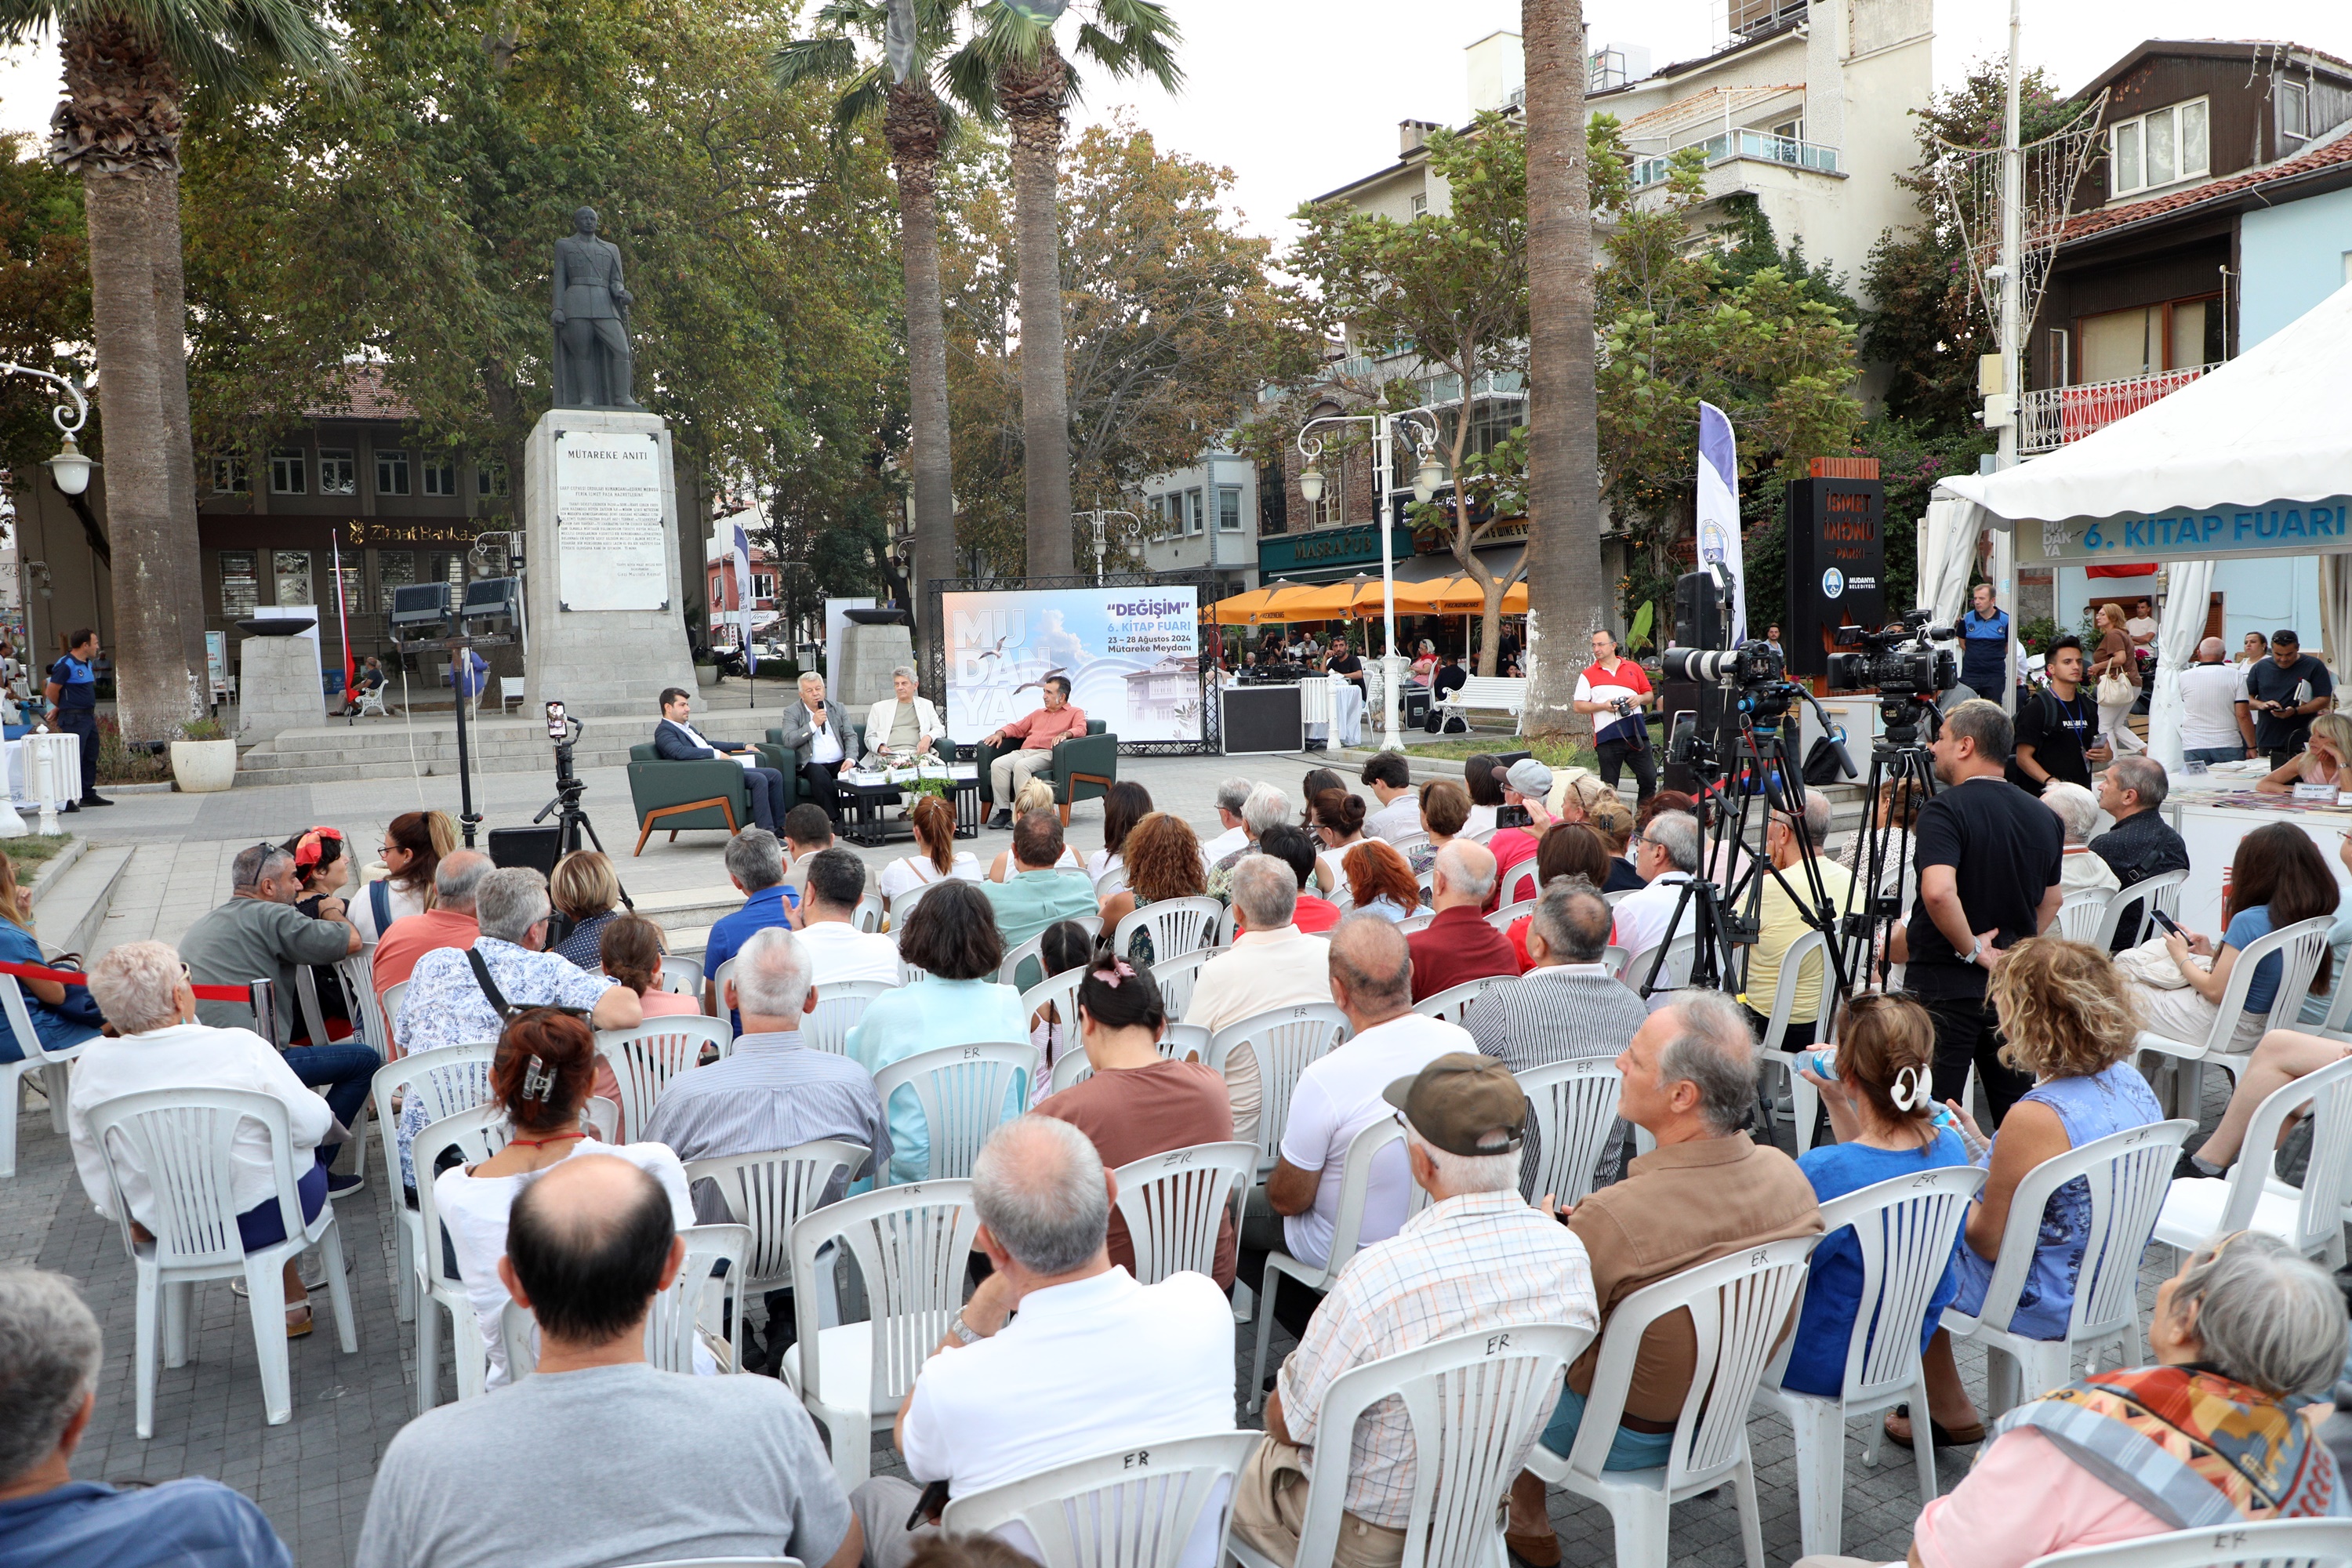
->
[1889, 936, 2162, 1450]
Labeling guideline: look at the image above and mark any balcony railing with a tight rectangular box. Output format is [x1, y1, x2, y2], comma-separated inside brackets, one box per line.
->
[1631, 130, 1840, 189]
[2020, 365, 2209, 455]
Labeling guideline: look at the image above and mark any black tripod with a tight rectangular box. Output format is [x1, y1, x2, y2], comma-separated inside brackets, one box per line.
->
[533, 713, 633, 909]
[1845, 696, 1943, 993]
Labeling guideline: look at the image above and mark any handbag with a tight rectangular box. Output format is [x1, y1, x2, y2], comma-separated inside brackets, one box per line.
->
[2114, 935, 2198, 990]
[42, 952, 105, 1027]
[2096, 670, 2135, 707]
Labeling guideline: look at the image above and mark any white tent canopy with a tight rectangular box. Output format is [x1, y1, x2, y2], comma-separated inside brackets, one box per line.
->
[1931, 281, 2352, 771]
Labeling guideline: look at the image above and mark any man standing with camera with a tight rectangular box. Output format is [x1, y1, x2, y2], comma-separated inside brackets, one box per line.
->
[1574, 629, 1656, 804]
[2006, 635, 2100, 798]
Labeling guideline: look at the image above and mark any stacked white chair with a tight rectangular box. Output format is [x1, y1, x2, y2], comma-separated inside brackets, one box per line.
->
[1413, 974, 1514, 1025]
[684, 1139, 870, 1327]
[803, 981, 888, 1057]
[370, 1043, 497, 1323]
[1515, 1058, 1624, 1208]
[594, 1017, 735, 1141]
[1208, 1003, 1352, 1178]
[1942, 1118, 2194, 1417]
[85, 1087, 361, 1437]
[1111, 1141, 1256, 1286]
[1752, 1166, 1988, 1557]
[945, 1432, 1260, 1568]
[1229, 1325, 1595, 1568]
[1524, 1236, 1821, 1568]
[779, 1180, 982, 1487]
[872, 1041, 1040, 1183]
[411, 1102, 515, 1410]
[0, 971, 86, 1178]
[2152, 1052, 2352, 1267]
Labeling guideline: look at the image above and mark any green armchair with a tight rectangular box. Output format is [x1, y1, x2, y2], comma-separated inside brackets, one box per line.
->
[626, 743, 750, 855]
[975, 720, 1119, 823]
[763, 723, 868, 810]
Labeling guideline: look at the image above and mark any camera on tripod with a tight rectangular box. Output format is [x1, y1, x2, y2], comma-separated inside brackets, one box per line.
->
[1661, 641, 1785, 690]
[1824, 611, 1958, 699]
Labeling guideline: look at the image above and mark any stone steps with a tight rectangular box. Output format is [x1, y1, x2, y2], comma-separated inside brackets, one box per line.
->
[31, 843, 132, 956]
[232, 712, 782, 788]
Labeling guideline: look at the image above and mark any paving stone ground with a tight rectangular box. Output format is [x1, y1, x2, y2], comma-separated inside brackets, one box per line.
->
[6, 746, 2220, 1567]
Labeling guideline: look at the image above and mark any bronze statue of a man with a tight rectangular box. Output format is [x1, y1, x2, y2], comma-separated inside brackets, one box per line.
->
[551, 207, 640, 409]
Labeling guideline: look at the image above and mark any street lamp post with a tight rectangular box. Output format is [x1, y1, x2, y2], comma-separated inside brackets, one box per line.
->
[0, 362, 96, 500]
[1294, 407, 1444, 754]
[1078, 506, 1145, 585]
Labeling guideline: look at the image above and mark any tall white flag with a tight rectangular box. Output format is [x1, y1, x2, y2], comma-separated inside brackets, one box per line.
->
[1696, 402, 1747, 645]
[731, 518, 759, 674]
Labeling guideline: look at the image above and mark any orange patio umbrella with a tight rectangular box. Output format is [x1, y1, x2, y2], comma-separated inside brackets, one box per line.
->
[1210, 579, 1324, 626]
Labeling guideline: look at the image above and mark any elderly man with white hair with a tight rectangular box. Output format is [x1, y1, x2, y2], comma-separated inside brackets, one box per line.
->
[1613, 811, 1702, 985]
[2041, 781, 2122, 902]
[849, 1115, 1236, 1568]
[861, 665, 943, 770]
[0, 1268, 292, 1565]
[643, 924, 887, 1372]
[1201, 775, 1254, 864]
[776, 670, 855, 826]
[1207, 780, 1292, 897]
[1406, 838, 1515, 1001]
[1183, 853, 1334, 1145]
[67, 941, 340, 1339]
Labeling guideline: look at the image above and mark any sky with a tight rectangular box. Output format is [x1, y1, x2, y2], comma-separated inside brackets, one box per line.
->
[3, 0, 2351, 247]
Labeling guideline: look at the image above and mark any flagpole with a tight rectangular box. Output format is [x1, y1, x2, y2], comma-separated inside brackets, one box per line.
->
[331, 532, 354, 719]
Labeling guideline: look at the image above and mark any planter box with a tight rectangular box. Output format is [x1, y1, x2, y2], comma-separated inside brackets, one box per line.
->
[169, 739, 238, 793]
[694, 665, 720, 688]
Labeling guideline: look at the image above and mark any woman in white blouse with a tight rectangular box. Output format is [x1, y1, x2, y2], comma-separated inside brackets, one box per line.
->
[879, 793, 982, 918]
[1085, 781, 1152, 893]
[350, 811, 437, 942]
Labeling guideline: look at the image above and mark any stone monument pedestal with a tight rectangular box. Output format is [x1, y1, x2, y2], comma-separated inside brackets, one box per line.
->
[523, 407, 697, 719]
[838, 623, 915, 710]
[238, 637, 325, 742]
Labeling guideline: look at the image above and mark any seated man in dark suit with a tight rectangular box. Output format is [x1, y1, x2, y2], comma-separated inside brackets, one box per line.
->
[654, 687, 788, 833]
[774, 672, 853, 827]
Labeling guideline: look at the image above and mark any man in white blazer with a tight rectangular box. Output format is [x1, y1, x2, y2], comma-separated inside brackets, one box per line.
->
[862, 666, 945, 766]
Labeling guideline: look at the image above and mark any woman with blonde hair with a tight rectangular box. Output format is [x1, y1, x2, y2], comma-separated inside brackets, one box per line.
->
[549, 850, 624, 969]
[2089, 602, 2146, 756]
[986, 775, 1082, 880]
[1098, 811, 1207, 962]
[1889, 936, 2163, 1449]
[878, 793, 979, 919]
[2258, 710, 2352, 794]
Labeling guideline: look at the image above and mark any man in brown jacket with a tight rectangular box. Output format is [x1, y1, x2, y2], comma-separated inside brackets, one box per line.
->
[1504, 989, 1822, 1567]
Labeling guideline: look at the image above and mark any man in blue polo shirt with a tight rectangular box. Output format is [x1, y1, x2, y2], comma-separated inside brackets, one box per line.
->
[0, 1268, 289, 1568]
[39, 629, 105, 809]
[702, 828, 798, 1025]
[1958, 583, 2009, 701]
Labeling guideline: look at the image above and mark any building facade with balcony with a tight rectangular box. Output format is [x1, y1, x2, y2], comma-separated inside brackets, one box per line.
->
[2024, 40, 2352, 646]
[705, 506, 777, 644]
[1137, 451, 1261, 597]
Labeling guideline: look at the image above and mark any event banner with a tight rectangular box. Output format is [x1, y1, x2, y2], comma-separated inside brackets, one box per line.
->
[943, 586, 1203, 745]
[2032, 496, 2352, 566]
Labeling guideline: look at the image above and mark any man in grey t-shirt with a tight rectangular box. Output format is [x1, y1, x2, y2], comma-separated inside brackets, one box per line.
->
[357, 1156, 858, 1568]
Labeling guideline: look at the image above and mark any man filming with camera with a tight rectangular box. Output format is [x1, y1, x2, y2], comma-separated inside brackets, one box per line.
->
[1574, 629, 1656, 804]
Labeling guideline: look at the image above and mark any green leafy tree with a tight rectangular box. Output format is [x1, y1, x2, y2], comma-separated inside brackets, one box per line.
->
[1289, 111, 1531, 674]
[0, 136, 89, 483]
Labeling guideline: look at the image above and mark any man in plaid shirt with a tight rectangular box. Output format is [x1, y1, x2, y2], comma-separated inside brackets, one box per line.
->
[1232, 1055, 1598, 1568]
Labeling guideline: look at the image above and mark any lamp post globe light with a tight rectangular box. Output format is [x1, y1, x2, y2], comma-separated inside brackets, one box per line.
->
[0, 362, 95, 495]
[1294, 405, 1443, 753]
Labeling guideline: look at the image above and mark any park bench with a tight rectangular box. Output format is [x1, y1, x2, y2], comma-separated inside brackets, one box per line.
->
[1432, 674, 1528, 735]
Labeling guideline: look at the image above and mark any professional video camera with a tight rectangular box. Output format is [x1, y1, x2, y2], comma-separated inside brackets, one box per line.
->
[1661, 638, 1798, 735]
[1824, 609, 1959, 746]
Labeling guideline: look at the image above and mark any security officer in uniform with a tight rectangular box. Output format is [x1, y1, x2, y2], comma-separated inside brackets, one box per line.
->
[42, 628, 107, 809]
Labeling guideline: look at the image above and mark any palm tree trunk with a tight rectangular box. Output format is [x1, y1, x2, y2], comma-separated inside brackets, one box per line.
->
[152, 173, 209, 721]
[1000, 44, 1073, 579]
[887, 81, 955, 676]
[56, 18, 198, 743]
[1522, 0, 1606, 739]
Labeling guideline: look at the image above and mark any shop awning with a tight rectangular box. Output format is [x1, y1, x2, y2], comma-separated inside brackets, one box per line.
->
[1207, 579, 1328, 626]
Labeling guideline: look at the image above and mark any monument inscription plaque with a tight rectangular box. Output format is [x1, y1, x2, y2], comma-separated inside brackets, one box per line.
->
[554, 430, 668, 612]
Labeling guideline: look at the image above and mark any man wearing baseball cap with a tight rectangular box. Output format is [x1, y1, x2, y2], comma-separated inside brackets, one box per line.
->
[1486, 757, 1555, 909]
[1231, 1054, 1598, 1568]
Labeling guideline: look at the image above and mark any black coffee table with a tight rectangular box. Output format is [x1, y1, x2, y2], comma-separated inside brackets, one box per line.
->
[836, 764, 982, 847]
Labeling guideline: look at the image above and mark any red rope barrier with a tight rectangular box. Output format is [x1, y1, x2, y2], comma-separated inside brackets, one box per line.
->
[0, 957, 250, 1003]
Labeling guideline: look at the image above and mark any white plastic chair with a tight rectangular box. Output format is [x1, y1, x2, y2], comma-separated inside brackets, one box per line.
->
[709, 957, 735, 1017]
[1111, 895, 1227, 964]
[659, 954, 703, 997]
[804, 981, 888, 1057]
[583, 1095, 619, 1143]
[2153, 1052, 2352, 1267]
[2137, 916, 2334, 1118]
[0, 971, 86, 1178]
[1230, 1324, 1595, 1568]
[1486, 896, 1537, 934]
[779, 1179, 982, 1488]
[1942, 1117, 2195, 1418]
[1753, 1166, 1988, 1558]
[1022, 963, 1088, 1059]
[1627, 931, 1697, 997]
[1162, 1022, 1211, 1064]
[946, 1431, 1258, 1568]
[1247, 1117, 1429, 1413]
[1752, 928, 1830, 1156]
[594, 1017, 735, 1143]
[1149, 949, 1216, 1020]
[645, 1222, 750, 1374]
[1599, 944, 1631, 979]
[382, 979, 411, 1049]
[1393, 911, 1437, 935]
[1111, 1141, 1255, 1286]
[1604, 888, 1637, 907]
[1523, 1236, 1822, 1568]
[85, 1087, 360, 1437]
[684, 1139, 871, 1304]
[1207, 1003, 1352, 1177]
[851, 892, 885, 934]
[1500, 860, 1539, 906]
[2053, 891, 2110, 942]
[335, 949, 389, 1059]
[1000, 915, 1104, 989]
[1414, 973, 1514, 1025]
[369, 1043, 496, 1323]
[1387, 829, 1432, 863]
[2096, 868, 2187, 950]
[1516, 1058, 1623, 1208]
[411, 1102, 515, 1410]
[1092, 862, 1130, 901]
[2021, 1519, 2352, 1567]
[871, 1041, 1039, 1184]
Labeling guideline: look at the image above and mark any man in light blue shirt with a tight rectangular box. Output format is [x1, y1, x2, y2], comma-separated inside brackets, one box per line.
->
[0, 1269, 290, 1568]
[702, 829, 800, 1025]
[979, 811, 1098, 965]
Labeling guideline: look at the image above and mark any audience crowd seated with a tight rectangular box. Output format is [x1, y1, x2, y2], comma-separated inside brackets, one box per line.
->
[1406, 840, 1514, 1000]
[349, 811, 438, 942]
[282, 826, 361, 1036]
[2088, 755, 2188, 902]
[2041, 782, 2122, 900]
[1341, 840, 1421, 924]
[1024, 922, 1098, 1101]
[2126, 821, 2336, 1054]
[1258, 824, 1341, 935]
[372, 849, 489, 1004]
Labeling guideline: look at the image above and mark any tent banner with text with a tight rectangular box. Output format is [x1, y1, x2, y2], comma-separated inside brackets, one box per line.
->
[2033, 497, 2352, 566]
[943, 587, 1202, 746]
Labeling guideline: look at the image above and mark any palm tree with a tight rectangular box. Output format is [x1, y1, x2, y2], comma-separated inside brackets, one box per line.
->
[950, 0, 1179, 578]
[1520, 0, 1606, 739]
[16, 0, 339, 741]
[774, 0, 970, 678]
